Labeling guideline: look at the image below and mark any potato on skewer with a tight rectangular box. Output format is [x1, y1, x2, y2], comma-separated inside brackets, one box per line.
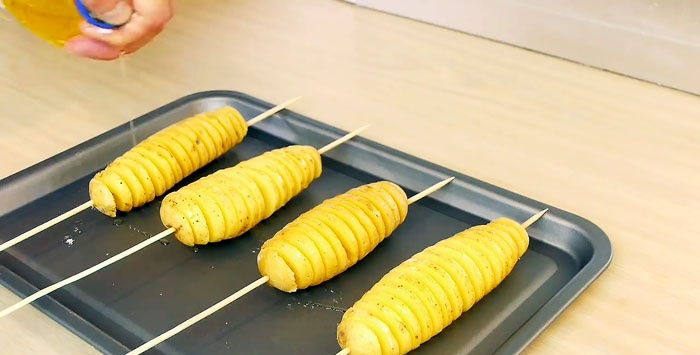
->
[335, 209, 548, 355]
[160, 125, 370, 247]
[91, 99, 299, 218]
[126, 177, 455, 355]
[159, 145, 321, 247]
[0, 125, 368, 320]
[257, 178, 454, 293]
[0, 98, 299, 254]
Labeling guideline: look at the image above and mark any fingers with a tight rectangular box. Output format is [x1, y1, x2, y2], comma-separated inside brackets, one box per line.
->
[80, 9, 168, 49]
[72, 0, 173, 58]
[64, 37, 122, 61]
[80, 0, 134, 26]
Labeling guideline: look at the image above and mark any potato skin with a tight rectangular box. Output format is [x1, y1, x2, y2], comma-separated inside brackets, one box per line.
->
[337, 314, 384, 355]
[89, 106, 247, 217]
[160, 145, 323, 247]
[337, 218, 529, 355]
[257, 181, 409, 292]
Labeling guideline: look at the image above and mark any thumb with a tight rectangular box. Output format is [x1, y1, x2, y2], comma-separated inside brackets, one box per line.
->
[79, 0, 133, 26]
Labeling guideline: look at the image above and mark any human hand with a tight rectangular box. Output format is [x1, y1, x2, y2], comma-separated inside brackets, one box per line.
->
[65, 0, 174, 60]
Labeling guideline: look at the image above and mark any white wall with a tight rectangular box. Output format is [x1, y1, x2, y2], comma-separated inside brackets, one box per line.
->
[350, 0, 700, 95]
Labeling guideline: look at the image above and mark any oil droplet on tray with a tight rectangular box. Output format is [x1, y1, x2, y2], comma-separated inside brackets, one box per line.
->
[159, 239, 170, 246]
[193, 247, 199, 253]
[63, 235, 74, 247]
[113, 219, 123, 226]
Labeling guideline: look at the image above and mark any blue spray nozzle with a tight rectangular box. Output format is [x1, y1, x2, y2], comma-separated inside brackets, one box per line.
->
[74, 0, 122, 30]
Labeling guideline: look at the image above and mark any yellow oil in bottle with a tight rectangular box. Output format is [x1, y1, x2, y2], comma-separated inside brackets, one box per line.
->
[1, 0, 82, 46]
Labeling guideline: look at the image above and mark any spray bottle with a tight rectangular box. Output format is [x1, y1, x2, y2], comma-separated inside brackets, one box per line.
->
[1, 0, 124, 46]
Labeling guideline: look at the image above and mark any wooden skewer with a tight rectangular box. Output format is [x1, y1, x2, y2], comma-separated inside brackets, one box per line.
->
[0, 125, 364, 319]
[521, 208, 549, 228]
[126, 177, 454, 353]
[247, 96, 302, 126]
[0, 98, 301, 254]
[127, 275, 270, 355]
[0, 201, 95, 253]
[407, 177, 455, 205]
[0, 228, 175, 319]
[317, 125, 370, 155]
[333, 207, 549, 355]
[124, 125, 371, 354]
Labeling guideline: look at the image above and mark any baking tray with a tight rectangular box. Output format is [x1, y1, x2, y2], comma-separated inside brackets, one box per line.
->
[0, 91, 612, 355]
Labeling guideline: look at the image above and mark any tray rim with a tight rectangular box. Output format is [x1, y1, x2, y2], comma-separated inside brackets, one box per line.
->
[0, 89, 613, 354]
[0, 266, 130, 354]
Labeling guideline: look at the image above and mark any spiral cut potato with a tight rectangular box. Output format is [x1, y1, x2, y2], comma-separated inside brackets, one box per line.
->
[88, 106, 248, 218]
[257, 181, 410, 292]
[337, 218, 529, 355]
[160, 145, 322, 247]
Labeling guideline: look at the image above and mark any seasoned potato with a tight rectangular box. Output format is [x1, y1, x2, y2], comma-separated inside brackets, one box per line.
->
[337, 218, 530, 355]
[160, 145, 323, 247]
[257, 181, 409, 293]
[89, 106, 248, 217]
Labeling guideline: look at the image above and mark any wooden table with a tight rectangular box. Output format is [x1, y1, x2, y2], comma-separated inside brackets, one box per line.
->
[0, 0, 698, 353]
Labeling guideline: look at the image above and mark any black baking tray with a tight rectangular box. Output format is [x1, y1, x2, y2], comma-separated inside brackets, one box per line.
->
[0, 91, 612, 355]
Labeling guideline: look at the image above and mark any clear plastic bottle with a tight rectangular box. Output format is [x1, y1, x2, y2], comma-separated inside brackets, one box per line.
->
[1, 0, 83, 46]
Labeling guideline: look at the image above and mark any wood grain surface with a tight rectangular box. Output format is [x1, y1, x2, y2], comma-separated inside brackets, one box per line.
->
[0, 0, 698, 354]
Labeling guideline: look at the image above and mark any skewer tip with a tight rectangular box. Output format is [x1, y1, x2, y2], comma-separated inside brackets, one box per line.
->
[355, 124, 371, 132]
[407, 176, 456, 205]
[0, 227, 175, 320]
[274, 96, 303, 109]
[0, 200, 94, 254]
[521, 208, 549, 229]
[317, 124, 371, 154]
[247, 96, 303, 127]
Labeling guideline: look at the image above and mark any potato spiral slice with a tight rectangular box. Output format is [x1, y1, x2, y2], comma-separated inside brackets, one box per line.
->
[257, 181, 409, 293]
[89, 106, 248, 217]
[337, 218, 529, 355]
[160, 145, 322, 247]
